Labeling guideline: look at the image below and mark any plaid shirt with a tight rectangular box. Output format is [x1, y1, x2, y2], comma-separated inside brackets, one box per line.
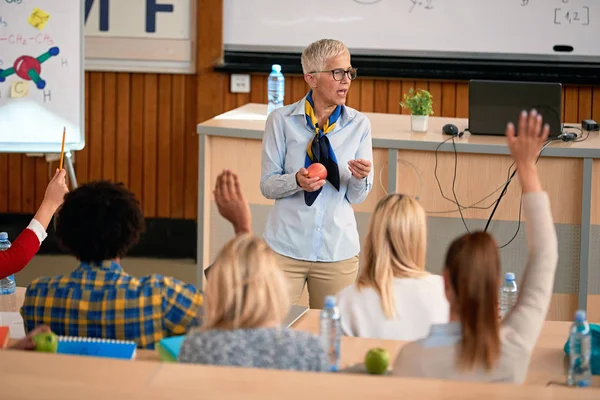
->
[20, 261, 203, 349]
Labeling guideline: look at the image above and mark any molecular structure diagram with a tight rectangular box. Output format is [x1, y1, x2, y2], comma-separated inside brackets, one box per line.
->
[0, 46, 59, 90]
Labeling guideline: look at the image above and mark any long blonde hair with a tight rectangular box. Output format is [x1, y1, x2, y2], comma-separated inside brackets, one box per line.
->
[356, 193, 428, 318]
[202, 234, 290, 330]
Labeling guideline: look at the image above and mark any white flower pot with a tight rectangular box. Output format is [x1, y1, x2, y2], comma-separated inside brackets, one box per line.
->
[411, 115, 429, 132]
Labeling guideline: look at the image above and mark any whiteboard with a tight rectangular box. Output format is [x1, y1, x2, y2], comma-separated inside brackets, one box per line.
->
[0, 0, 84, 153]
[224, 0, 599, 63]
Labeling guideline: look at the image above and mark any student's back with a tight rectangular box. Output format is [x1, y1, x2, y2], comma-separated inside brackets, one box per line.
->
[22, 261, 201, 349]
[179, 327, 326, 371]
[338, 193, 448, 341]
[178, 229, 328, 372]
[20, 181, 202, 350]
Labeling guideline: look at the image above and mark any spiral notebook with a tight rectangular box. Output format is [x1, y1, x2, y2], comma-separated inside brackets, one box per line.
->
[57, 336, 137, 360]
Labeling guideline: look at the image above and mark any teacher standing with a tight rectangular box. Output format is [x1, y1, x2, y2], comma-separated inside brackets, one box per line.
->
[260, 39, 374, 309]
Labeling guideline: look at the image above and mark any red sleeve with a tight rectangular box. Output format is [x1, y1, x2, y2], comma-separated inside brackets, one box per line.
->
[0, 229, 41, 279]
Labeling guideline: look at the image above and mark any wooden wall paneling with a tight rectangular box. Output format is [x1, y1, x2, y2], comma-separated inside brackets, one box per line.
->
[115, 73, 131, 187]
[360, 79, 375, 112]
[441, 82, 457, 117]
[223, 88, 237, 112]
[157, 74, 173, 218]
[345, 78, 360, 109]
[7, 155, 22, 213]
[577, 87, 593, 122]
[400, 80, 416, 114]
[428, 81, 443, 117]
[563, 86, 579, 123]
[373, 79, 388, 114]
[455, 82, 469, 118]
[235, 92, 250, 108]
[291, 76, 307, 103]
[184, 75, 199, 220]
[21, 156, 35, 214]
[102, 73, 117, 182]
[387, 80, 401, 115]
[34, 157, 47, 212]
[129, 74, 145, 209]
[250, 74, 266, 104]
[170, 75, 186, 219]
[283, 74, 293, 106]
[88, 72, 104, 182]
[143, 74, 158, 218]
[415, 80, 428, 93]
[592, 87, 600, 122]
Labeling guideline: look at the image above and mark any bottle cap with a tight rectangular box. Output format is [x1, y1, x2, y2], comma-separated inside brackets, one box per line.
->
[324, 295, 336, 308]
[505, 272, 515, 281]
[575, 309, 586, 322]
[0, 232, 8, 241]
[271, 64, 282, 73]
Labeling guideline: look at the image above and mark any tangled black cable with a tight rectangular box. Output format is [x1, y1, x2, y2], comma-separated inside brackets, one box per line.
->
[434, 137, 552, 248]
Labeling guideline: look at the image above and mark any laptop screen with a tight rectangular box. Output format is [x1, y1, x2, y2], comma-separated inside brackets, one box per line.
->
[468, 80, 563, 138]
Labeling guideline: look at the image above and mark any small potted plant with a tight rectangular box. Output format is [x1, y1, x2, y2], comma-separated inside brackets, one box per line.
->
[400, 88, 434, 132]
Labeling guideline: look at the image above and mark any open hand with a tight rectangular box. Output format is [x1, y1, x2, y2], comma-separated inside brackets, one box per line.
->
[505, 109, 549, 192]
[505, 109, 549, 167]
[296, 168, 326, 192]
[214, 170, 251, 234]
[348, 159, 371, 179]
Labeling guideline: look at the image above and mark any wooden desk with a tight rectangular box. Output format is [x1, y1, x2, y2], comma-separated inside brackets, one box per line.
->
[196, 104, 600, 321]
[1, 350, 598, 399]
[68, 309, 594, 388]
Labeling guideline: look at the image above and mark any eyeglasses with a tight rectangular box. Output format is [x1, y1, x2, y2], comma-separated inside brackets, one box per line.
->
[310, 68, 358, 81]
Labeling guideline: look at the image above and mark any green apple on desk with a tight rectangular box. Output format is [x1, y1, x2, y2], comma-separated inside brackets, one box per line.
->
[364, 348, 390, 375]
[32, 332, 58, 353]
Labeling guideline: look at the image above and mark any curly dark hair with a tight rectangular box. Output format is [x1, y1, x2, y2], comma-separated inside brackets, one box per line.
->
[56, 181, 145, 263]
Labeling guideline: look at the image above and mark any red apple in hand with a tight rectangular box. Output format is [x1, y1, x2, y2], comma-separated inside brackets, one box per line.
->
[307, 163, 327, 180]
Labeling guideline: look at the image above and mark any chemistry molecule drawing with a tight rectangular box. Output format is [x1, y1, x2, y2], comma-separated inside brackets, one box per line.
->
[0, 46, 59, 90]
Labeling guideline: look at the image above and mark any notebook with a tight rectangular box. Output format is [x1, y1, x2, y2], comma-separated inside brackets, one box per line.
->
[57, 336, 137, 360]
[157, 335, 184, 362]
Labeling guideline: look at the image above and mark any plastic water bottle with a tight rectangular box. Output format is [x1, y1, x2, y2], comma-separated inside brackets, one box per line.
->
[267, 64, 284, 115]
[500, 272, 518, 319]
[568, 310, 592, 387]
[320, 295, 341, 372]
[0, 232, 17, 312]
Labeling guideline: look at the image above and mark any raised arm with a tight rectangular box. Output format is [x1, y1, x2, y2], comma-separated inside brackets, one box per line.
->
[346, 119, 374, 204]
[502, 110, 558, 351]
[0, 169, 68, 279]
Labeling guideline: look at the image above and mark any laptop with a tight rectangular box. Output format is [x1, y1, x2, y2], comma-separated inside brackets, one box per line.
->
[468, 80, 563, 138]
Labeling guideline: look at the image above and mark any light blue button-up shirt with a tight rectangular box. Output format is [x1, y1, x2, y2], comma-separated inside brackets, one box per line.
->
[260, 96, 374, 262]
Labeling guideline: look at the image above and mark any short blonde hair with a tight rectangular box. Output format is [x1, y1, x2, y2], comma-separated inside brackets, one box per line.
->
[301, 39, 350, 74]
[202, 234, 290, 330]
[356, 194, 428, 318]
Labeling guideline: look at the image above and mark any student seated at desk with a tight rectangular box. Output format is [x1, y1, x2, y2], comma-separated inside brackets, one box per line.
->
[19, 181, 203, 350]
[178, 234, 328, 372]
[336, 194, 449, 340]
[392, 110, 559, 384]
[0, 169, 68, 279]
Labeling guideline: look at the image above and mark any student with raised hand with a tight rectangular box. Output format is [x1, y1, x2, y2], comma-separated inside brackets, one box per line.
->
[336, 194, 449, 340]
[178, 233, 328, 372]
[0, 169, 69, 279]
[20, 180, 203, 349]
[392, 110, 558, 383]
